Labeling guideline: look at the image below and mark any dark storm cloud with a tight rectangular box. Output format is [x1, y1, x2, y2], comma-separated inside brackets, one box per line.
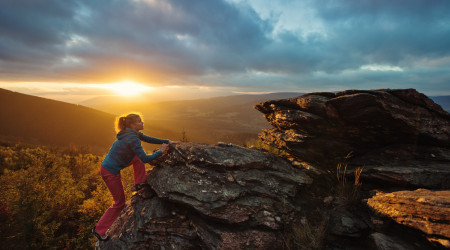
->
[0, 0, 271, 81]
[0, 0, 76, 45]
[73, 0, 272, 78]
[0, 0, 77, 61]
[311, 0, 450, 67]
[243, 0, 450, 77]
[245, 0, 450, 93]
[0, 0, 449, 93]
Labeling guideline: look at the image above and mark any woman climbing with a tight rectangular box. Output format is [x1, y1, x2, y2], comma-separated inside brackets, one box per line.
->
[92, 113, 178, 241]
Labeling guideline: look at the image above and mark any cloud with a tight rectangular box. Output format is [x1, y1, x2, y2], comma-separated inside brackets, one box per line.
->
[312, 0, 450, 65]
[60, 0, 274, 83]
[0, 0, 449, 95]
[360, 65, 403, 72]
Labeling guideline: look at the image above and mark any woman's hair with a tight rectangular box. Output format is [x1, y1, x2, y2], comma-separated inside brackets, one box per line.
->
[115, 113, 142, 133]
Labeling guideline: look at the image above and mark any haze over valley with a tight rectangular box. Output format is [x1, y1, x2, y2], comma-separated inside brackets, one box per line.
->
[1, 88, 449, 154]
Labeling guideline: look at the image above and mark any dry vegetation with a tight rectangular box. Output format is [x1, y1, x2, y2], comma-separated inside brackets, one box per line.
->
[335, 154, 364, 205]
[0, 141, 137, 249]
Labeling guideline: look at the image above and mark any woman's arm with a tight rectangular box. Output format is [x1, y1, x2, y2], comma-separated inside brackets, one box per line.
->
[130, 136, 165, 163]
[138, 132, 169, 144]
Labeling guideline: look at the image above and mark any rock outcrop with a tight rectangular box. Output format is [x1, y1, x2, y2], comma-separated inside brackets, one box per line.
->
[100, 143, 312, 249]
[255, 88, 450, 249]
[255, 88, 450, 189]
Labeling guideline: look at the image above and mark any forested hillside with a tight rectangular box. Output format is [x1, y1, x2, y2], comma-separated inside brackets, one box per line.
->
[2, 88, 448, 151]
[0, 88, 116, 153]
[0, 142, 143, 248]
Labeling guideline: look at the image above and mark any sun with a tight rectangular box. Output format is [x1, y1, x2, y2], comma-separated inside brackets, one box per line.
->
[107, 81, 153, 96]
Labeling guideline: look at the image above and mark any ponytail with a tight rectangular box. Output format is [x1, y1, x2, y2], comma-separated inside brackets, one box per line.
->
[117, 117, 127, 131]
[114, 113, 142, 133]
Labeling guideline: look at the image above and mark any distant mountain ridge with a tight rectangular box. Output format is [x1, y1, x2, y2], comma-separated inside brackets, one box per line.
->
[85, 92, 450, 113]
[88, 92, 305, 145]
[79, 91, 305, 107]
[0, 88, 116, 153]
[430, 96, 450, 112]
[1, 88, 448, 151]
[1, 88, 276, 152]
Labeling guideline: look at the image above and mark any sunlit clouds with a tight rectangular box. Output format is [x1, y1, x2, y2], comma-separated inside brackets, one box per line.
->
[0, 81, 240, 103]
[0, 0, 449, 100]
[0, 81, 153, 101]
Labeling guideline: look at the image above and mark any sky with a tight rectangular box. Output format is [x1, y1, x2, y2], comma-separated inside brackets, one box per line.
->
[0, 0, 449, 103]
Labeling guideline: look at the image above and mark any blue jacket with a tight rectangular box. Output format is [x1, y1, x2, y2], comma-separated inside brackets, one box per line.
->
[102, 128, 169, 174]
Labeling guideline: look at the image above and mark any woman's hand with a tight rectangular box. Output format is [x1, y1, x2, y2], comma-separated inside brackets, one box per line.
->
[160, 143, 169, 153]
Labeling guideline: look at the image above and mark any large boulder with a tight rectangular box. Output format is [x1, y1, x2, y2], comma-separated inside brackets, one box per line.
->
[367, 189, 450, 248]
[255, 89, 450, 188]
[100, 142, 312, 249]
[149, 143, 312, 229]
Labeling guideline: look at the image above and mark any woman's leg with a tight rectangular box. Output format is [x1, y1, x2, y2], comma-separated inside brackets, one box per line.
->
[129, 156, 146, 185]
[95, 166, 126, 236]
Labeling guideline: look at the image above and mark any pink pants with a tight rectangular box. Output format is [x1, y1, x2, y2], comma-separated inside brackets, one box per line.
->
[95, 156, 146, 236]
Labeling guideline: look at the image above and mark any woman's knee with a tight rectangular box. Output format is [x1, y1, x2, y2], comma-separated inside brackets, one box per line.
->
[113, 199, 125, 209]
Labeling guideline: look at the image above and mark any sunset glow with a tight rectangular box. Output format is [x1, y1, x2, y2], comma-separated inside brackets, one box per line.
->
[105, 81, 154, 96]
[0, 0, 449, 100]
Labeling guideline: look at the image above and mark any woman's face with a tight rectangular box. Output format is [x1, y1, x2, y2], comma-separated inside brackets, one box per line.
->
[130, 117, 144, 131]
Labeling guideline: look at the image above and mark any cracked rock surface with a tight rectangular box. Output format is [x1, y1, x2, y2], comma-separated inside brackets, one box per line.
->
[100, 143, 312, 249]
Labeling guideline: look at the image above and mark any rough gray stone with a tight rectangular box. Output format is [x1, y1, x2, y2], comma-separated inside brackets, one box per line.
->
[149, 142, 312, 230]
[100, 187, 202, 250]
[329, 209, 368, 237]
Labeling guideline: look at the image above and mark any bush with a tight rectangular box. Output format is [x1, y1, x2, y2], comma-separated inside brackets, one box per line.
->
[0, 143, 117, 249]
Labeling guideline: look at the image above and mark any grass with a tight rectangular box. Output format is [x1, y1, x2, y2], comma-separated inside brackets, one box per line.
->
[336, 152, 364, 205]
[283, 215, 329, 250]
[282, 152, 365, 249]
